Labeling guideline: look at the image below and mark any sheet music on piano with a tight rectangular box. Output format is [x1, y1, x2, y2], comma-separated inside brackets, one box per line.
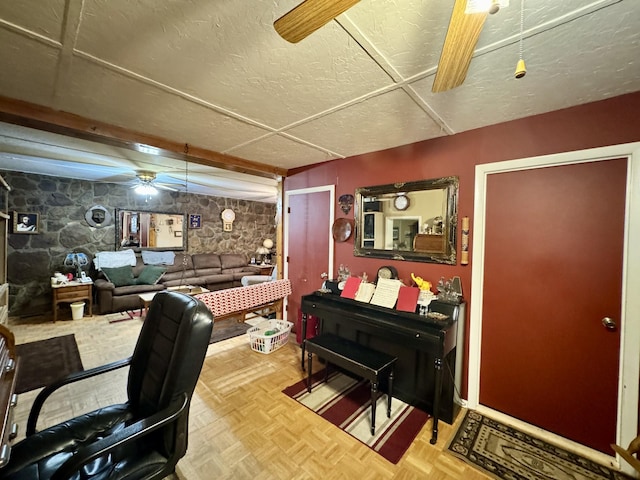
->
[354, 282, 376, 303]
[370, 278, 402, 309]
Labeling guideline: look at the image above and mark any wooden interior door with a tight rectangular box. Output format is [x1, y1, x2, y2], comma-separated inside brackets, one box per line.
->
[479, 158, 627, 454]
[286, 189, 332, 331]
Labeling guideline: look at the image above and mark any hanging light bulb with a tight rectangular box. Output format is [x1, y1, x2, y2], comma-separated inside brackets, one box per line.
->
[515, 0, 526, 78]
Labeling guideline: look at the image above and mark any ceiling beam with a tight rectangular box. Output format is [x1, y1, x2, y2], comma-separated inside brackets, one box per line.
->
[0, 95, 288, 180]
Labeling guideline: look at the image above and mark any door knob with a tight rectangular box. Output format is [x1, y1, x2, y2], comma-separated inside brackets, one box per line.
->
[602, 317, 617, 331]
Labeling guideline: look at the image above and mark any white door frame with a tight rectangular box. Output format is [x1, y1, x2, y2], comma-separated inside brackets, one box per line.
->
[467, 142, 640, 475]
[283, 185, 335, 321]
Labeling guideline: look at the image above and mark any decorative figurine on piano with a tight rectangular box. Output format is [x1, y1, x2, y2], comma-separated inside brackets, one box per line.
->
[411, 273, 431, 291]
[412, 273, 437, 316]
[337, 264, 351, 282]
[436, 276, 463, 304]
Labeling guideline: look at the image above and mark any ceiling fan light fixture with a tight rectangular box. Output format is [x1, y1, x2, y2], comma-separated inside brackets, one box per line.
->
[514, 58, 527, 78]
[514, 0, 526, 79]
[136, 171, 156, 183]
[134, 184, 158, 196]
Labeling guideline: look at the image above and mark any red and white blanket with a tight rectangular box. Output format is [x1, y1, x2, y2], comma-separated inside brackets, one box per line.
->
[194, 279, 291, 319]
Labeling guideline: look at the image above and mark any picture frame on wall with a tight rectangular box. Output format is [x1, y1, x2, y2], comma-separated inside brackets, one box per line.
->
[13, 211, 39, 234]
[189, 214, 202, 229]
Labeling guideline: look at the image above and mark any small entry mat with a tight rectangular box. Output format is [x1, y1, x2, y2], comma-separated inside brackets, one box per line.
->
[447, 410, 632, 480]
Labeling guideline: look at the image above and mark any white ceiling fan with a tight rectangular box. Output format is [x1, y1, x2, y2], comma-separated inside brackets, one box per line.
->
[274, 0, 507, 93]
[131, 171, 182, 196]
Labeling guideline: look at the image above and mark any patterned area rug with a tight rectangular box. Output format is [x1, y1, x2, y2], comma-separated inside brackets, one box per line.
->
[105, 310, 143, 323]
[448, 410, 632, 480]
[15, 334, 84, 394]
[283, 369, 430, 464]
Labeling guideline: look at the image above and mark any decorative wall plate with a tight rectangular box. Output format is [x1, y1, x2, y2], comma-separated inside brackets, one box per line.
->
[85, 205, 112, 228]
[338, 193, 354, 214]
[332, 218, 353, 242]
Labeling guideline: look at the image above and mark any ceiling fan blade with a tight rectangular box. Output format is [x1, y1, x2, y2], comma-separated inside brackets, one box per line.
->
[274, 0, 360, 43]
[432, 0, 488, 93]
[155, 183, 180, 192]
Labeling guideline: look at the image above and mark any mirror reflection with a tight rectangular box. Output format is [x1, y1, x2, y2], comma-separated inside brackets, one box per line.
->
[354, 177, 458, 264]
[116, 209, 186, 251]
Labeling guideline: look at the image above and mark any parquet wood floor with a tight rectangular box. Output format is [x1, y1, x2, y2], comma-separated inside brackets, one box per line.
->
[7, 313, 490, 480]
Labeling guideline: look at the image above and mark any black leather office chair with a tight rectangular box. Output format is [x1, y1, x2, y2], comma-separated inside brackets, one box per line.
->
[0, 291, 213, 480]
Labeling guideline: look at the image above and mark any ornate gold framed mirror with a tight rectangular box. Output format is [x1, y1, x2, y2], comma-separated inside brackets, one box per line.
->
[354, 177, 459, 264]
[116, 209, 186, 251]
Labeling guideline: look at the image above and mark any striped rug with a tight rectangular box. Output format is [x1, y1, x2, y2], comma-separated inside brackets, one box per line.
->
[283, 369, 430, 464]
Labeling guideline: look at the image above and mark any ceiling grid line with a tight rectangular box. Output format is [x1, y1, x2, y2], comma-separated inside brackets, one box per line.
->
[0, 0, 638, 202]
[71, 50, 279, 134]
[52, 0, 86, 110]
[0, 18, 61, 48]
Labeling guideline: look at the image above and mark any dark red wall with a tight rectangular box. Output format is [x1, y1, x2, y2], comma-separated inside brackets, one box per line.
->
[284, 92, 640, 396]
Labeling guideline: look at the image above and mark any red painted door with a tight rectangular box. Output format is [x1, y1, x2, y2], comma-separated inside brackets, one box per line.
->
[286, 190, 331, 333]
[480, 158, 627, 454]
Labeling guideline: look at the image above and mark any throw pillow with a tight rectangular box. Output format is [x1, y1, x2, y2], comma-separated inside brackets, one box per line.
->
[136, 265, 166, 285]
[102, 265, 135, 287]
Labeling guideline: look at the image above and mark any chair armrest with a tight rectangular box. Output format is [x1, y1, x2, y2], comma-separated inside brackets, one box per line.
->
[50, 393, 189, 480]
[94, 278, 115, 289]
[26, 357, 132, 436]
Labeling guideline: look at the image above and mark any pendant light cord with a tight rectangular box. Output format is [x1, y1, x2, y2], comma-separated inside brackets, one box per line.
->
[519, 0, 525, 60]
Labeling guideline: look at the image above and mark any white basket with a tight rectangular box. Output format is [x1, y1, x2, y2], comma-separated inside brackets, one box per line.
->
[247, 319, 293, 354]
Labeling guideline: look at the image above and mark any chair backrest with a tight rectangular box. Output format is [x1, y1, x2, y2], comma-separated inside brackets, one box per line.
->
[127, 291, 213, 416]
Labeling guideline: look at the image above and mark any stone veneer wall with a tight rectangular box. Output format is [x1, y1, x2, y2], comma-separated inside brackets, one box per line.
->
[3, 171, 277, 317]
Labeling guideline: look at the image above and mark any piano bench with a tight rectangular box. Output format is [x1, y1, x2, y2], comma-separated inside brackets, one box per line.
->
[304, 333, 397, 435]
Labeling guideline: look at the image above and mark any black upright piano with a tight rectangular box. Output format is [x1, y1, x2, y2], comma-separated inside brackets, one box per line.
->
[301, 291, 463, 444]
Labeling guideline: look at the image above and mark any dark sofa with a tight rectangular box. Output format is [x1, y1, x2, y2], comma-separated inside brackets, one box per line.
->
[94, 252, 261, 314]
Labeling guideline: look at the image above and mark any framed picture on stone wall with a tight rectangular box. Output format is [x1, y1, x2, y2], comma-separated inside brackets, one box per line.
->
[189, 214, 202, 229]
[12, 211, 39, 234]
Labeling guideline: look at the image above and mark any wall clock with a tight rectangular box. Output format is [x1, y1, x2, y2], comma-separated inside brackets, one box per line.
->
[394, 194, 410, 211]
[376, 265, 398, 283]
[221, 208, 235, 232]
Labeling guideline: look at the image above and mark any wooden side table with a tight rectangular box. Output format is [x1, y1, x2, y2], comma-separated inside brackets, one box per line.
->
[250, 264, 274, 276]
[138, 292, 158, 318]
[52, 281, 93, 322]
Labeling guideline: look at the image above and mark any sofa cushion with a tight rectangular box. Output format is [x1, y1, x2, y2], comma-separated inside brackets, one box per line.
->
[220, 254, 249, 272]
[198, 273, 234, 285]
[141, 250, 175, 265]
[161, 276, 206, 288]
[102, 266, 135, 287]
[192, 253, 222, 270]
[94, 249, 137, 270]
[193, 268, 222, 277]
[113, 283, 166, 295]
[136, 265, 166, 285]
[164, 253, 194, 273]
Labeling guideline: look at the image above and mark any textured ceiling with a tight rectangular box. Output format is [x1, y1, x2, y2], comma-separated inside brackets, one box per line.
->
[0, 0, 638, 203]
